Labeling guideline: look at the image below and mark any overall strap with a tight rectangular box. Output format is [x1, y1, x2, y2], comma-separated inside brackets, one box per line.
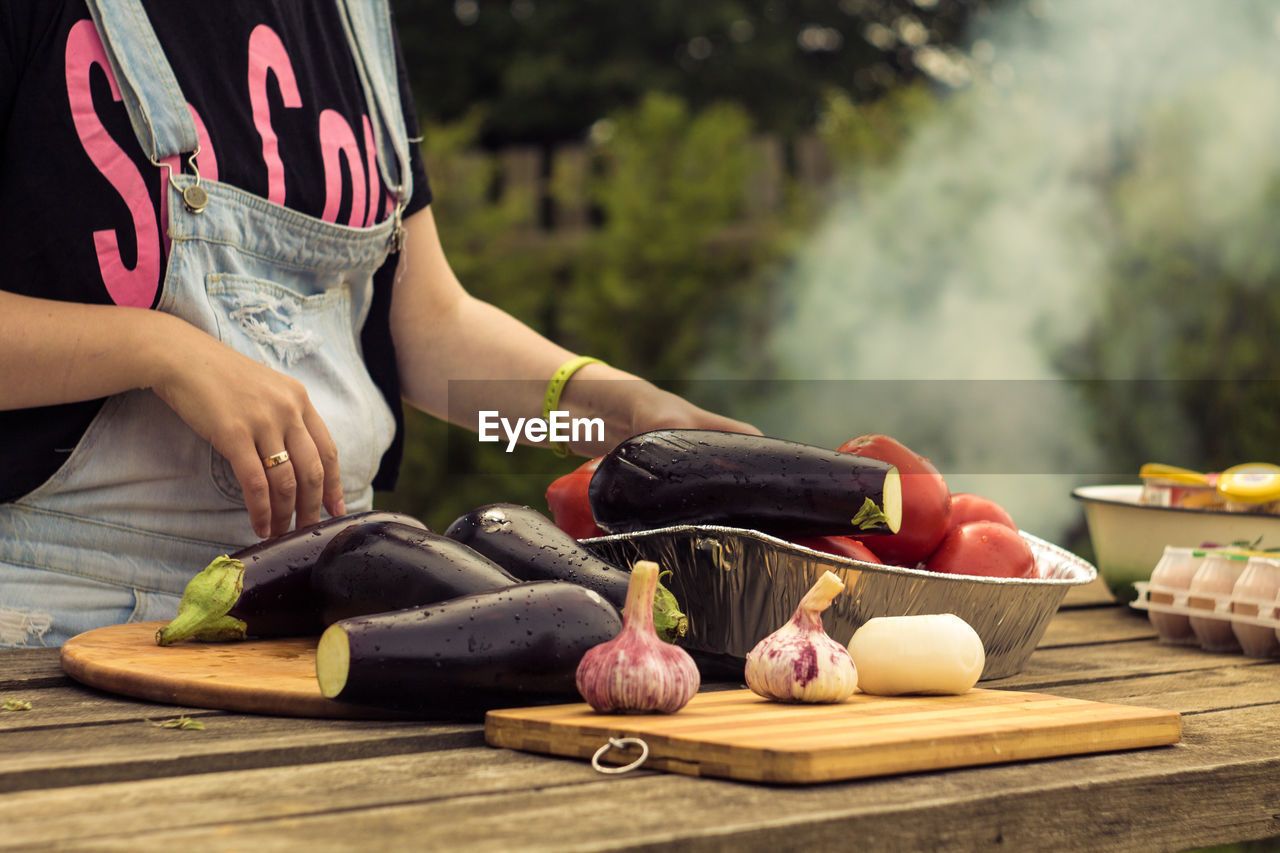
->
[82, 0, 199, 164]
[335, 0, 414, 209]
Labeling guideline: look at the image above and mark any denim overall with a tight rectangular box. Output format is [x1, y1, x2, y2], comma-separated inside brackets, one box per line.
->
[0, 0, 411, 646]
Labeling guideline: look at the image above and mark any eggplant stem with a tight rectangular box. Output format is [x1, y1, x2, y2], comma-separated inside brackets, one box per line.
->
[653, 572, 688, 642]
[155, 555, 248, 646]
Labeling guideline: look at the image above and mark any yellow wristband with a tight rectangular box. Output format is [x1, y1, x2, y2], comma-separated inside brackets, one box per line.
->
[543, 356, 604, 456]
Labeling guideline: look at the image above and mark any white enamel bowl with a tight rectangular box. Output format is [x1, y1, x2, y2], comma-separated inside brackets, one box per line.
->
[1072, 484, 1280, 601]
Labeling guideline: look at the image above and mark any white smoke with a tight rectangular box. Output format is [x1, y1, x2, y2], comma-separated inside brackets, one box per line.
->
[729, 0, 1280, 541]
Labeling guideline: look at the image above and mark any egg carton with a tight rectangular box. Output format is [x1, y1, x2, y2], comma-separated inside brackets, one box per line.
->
[1131, 581, 1280, 632]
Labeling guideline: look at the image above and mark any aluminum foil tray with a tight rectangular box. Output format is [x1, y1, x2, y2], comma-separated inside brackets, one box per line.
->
[583, 526, 1097, 681]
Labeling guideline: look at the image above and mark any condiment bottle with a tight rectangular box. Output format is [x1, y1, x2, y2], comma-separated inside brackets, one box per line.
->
[1230, 556, 1280, 658]
[1187, 551, 1248, 652]
[1217, 463, 1280, 514]
[1147, 546, 1202, 645]
[1139, 463, 1218, 509]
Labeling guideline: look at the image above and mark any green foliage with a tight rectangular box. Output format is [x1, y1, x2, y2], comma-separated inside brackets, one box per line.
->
[560, 93, 776, 384]
[816, 83, 941, 173]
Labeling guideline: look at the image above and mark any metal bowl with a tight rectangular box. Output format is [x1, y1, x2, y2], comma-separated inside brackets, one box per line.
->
[584, 526, 1096, 681]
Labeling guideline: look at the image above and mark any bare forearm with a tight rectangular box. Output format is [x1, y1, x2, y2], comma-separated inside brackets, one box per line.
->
[390, 207, 759, 455]
[0, 290, 180, 410]
[395, 290, 647, 446]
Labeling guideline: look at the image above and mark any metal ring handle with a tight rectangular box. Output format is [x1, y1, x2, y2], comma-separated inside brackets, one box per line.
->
[590, 736, 649, 775]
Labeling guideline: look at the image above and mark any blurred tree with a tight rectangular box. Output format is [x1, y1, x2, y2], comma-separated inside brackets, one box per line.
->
[393, 0, 996, 145]
[559, 93, 775, 384]
[1055, 69, 1280, 476]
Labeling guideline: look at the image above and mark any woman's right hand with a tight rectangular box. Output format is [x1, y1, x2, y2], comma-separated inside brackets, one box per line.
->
[148, 316, 345, 538]
[0, 292, 343, 538]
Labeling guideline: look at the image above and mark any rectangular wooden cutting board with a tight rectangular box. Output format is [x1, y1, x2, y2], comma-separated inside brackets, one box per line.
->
[485, 688, 1182, 784]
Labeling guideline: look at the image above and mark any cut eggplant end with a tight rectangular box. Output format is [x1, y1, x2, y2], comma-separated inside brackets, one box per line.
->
[315, 624, 351, 700]
[883, 467, 903, 534]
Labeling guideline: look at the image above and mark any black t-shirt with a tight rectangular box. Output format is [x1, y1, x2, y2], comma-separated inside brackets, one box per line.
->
[0, 0, 431, 501]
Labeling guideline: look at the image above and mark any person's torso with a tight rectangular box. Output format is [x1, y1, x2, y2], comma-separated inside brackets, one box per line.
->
[0, 0, 426, 502]
[1, 0, 409, 307]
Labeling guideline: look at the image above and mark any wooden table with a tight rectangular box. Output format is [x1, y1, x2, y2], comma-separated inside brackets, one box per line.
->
[3, 579, 1279, 852]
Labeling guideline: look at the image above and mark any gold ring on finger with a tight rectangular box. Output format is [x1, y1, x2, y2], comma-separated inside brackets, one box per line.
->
[262, 450, 291, 469]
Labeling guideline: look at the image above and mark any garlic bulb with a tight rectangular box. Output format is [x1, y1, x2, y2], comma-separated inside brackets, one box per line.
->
[575, 560, 700, 713]
[745, 571, 857, 703]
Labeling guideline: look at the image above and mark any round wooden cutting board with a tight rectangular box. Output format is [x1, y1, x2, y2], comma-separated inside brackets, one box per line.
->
[60, 621, 399, 719]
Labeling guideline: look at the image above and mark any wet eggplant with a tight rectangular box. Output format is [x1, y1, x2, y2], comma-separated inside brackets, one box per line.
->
[155, 510, 427, 645]
[310, 521, 518, 624]
[588, 429, 903, 538]
[315, 581, 623, 718]
[443, 503, 687, 642]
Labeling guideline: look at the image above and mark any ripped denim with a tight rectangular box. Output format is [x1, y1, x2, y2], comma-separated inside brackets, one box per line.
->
[0, 562, 178, 648]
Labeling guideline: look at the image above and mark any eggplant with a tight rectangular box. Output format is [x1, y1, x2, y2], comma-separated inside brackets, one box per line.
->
[315, 581, 623, 718]
[443, 503, 687, 642]
[588, 429, 903, 538]
[310, 522, 518, 624]
[155, 510, 427, 645]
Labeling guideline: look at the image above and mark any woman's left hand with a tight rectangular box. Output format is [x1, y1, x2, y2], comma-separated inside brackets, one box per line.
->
[626, 387, 761, 440]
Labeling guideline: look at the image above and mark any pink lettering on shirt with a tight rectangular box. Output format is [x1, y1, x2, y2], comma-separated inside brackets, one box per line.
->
[65, 20, 160, 308]
[361, 115, 381, 227]
[247, 25, 301, 207]
[318, 109, 366, 227]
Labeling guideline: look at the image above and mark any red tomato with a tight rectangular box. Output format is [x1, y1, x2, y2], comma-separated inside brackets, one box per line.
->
[924, 521, 1036, 579]
[792, 536, 883, 564]
[837, 434, 952, 566]
[947, 493, 1017, 533]
[544, 456, 606, 539]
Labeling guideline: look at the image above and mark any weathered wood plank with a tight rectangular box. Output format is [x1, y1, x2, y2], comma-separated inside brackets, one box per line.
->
[1036, 603, 1156, 647]
[549, 144, 591, 230]
[0, 684, 209, 732]
[793, 132, 833, 192]
[500, 145, 543, 228]
[16, 703, 1280, 853]
[745, 135, 784, 217]
[0, 647, 68, 690]
[0, 712, 481, 794]
[1002, 632, 1275, 693]
[1041, 662, 1280, 715]
[0, 743, 601, 849]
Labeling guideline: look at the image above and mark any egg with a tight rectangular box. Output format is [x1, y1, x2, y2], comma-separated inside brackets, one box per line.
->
[1147, 546, 1203, 645]
[1229, 556, 1280, 658]
[1187, 552, 1248, 652]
